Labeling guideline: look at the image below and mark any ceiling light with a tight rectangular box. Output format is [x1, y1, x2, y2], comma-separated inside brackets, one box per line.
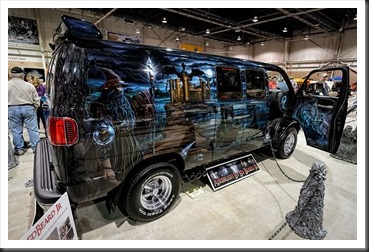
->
[338, 26, 343, 32]
[205, 41, 209, 46]
[237, 36, 241, 41]
[161, 17, 167, 23]
[179, 27, 186, 32]
[136, 28, 140, 34]
[175, 36, 180, 41]
[261, 41, 265, 46]
[353, 14, 357, 20]
[304, 35, 309, 40]
[206, 29, 210, 34]
[283, 27, 288, 33]
[253, 16, 258, 22]
[148, 24, 153, 29]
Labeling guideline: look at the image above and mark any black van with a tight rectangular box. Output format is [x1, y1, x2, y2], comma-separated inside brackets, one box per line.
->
[33, 15, 350, 223]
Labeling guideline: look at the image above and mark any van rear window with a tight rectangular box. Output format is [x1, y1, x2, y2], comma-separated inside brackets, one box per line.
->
[216, 66, 242, 100]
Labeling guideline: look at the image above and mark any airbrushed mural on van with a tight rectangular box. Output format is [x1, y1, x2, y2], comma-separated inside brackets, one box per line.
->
[33, 15, 350, 223]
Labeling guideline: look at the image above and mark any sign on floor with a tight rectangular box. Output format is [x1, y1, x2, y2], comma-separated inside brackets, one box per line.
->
[21, 192, 78, 240]
[206, 154, 260, 191]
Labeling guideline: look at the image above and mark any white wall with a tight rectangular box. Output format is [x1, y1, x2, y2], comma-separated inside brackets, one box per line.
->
[253, 41, 285, 64]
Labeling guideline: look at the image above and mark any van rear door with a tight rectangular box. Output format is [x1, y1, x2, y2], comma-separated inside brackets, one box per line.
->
[290, 66, 350, 153]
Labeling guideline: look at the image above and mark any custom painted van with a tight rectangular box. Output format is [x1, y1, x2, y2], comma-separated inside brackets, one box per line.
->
[33, 15, 350, 222]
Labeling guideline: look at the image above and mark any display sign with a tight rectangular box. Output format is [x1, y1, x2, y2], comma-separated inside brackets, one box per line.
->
[206, 154, 260, 191]
[21, 192, 78, 240]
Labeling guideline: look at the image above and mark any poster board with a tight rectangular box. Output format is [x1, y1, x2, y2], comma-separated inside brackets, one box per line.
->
[8, 16, 39, 45]
[206, 154, 260, 191]
[21, 192, 78, 240]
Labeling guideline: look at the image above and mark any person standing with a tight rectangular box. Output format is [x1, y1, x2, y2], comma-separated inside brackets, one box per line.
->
[26, 73, 47, 132]
[8, 66, 40, 155]
[320, 73, 331, 96]
[289, 76, 298, 92]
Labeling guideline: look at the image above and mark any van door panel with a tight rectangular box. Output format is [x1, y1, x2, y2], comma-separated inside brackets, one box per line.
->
[291, 67, 350, 153]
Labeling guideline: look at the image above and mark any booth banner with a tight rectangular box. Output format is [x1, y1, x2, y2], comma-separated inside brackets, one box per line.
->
[206, 154, 260, 191]
[21, 192, 78, 240]
[179, 43, 204, 52]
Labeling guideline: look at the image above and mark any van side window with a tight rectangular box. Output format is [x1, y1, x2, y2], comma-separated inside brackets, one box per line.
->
[302, 71, 342, 97]
[245, 69, 266, 98]
[216, 66, 242, 100]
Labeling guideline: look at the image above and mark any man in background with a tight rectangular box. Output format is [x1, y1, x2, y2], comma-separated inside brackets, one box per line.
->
[289, 76, 298, 92]
[8, 66, 40, 155]
[320, 73, 331, 96]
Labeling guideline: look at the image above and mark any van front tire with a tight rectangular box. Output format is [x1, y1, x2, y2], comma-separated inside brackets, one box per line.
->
[275, 127, 297, 159]
[119, 162, 181, 222]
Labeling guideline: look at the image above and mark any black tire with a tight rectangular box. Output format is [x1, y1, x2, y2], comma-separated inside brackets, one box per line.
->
[269, 91, 287, 116]
[275, 127, 297, 159]
[119, 162, 181, 222]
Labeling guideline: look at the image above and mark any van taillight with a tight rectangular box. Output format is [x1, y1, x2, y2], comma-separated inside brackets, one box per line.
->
[48, 117, 79, 146]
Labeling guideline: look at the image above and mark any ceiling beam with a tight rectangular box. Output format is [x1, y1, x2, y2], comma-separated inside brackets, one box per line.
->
[162, 8, 273, 44]
[94, 8, 118, 25]
[199, 8, 325, 43]
[276, 8, 331, 34]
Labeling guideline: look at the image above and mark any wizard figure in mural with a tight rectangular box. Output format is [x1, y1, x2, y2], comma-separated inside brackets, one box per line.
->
[87, 67, 143, 181]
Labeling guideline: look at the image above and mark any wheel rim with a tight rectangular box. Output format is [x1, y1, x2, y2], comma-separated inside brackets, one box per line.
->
[280, 95, 287, 111]
[283, 132, 296, 155]
[140, 175, 172, 210]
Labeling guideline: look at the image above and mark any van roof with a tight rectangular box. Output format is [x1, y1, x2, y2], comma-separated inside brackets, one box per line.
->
[55, 15, 284, 72]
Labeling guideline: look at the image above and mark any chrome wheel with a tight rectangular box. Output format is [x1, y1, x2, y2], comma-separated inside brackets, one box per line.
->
[140, 175, 172, 210]
[284, 132, 296, 155]
[119, 162, 181, 222]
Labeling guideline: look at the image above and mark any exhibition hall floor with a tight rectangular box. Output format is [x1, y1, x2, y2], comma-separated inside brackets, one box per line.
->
[6, 111, 360, 244]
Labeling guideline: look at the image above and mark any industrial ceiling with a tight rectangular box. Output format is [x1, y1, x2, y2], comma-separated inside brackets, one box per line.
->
[80, 8, 357, 45]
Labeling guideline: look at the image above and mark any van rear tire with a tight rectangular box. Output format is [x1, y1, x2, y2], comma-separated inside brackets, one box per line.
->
[119, 162, 181, 222]
[275, 127, 297, 159]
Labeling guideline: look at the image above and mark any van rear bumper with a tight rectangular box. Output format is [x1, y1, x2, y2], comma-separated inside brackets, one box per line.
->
[33, 138, 63, 205]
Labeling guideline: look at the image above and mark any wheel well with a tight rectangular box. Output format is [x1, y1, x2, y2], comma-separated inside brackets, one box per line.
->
[111, 153, 184, 213]
[268, 118, 300, 144]
[125, 153, 185, 182]
[276, 122, 300, 146]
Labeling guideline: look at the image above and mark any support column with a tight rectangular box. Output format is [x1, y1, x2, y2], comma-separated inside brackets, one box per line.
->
[34, 9, 47, 72]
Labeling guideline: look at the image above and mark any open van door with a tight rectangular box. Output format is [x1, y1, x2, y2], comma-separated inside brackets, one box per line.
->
[290, 66, 350, 153]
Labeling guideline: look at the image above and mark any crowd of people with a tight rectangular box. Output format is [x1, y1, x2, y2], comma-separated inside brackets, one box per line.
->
[8, 66, 49, 169]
